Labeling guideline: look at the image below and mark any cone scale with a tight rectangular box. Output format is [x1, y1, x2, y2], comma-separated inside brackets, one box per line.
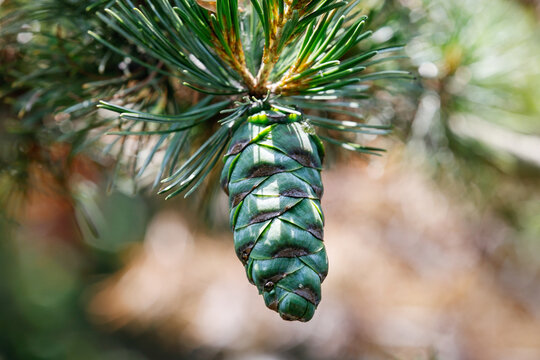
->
[220, 108, 328, 322]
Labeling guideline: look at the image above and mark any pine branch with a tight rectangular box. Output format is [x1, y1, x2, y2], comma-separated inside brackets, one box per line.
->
[211, 0, 258, 89]
[83, 0, 411, 198]
[252, 0, 298, 94]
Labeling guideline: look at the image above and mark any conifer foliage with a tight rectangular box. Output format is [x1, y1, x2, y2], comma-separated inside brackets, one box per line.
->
[91, 0, 409, 321]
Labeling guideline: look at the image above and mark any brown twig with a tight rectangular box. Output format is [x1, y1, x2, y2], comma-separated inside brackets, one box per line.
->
[210, 21, 258, 93]
[210, 0, 307, 97]
[253, 3, 297, 96]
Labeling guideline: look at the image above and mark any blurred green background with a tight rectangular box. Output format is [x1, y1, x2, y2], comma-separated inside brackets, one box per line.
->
[1, 0, 540, 359]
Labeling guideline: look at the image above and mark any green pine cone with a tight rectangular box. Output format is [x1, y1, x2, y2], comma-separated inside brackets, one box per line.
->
[220, 109, 328, 322]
